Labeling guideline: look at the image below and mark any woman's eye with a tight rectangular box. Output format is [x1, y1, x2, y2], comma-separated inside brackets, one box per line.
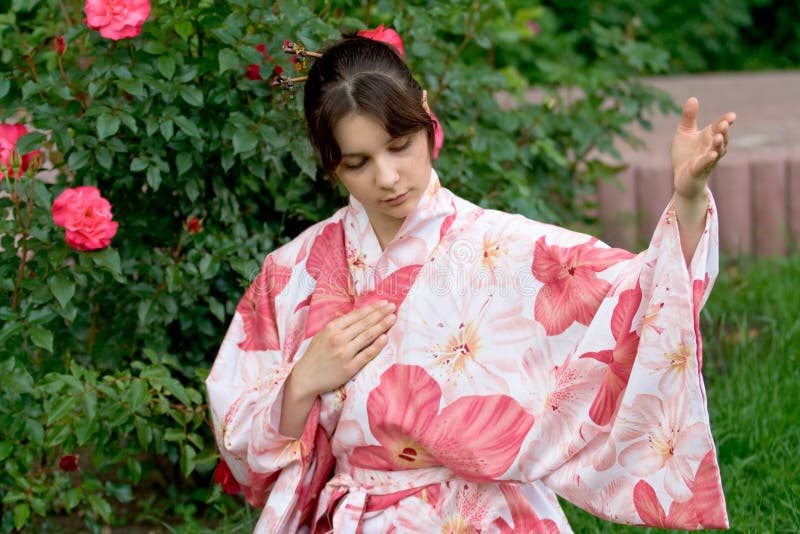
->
[389, 139, 411, 152]
[343, 159, 366, 170]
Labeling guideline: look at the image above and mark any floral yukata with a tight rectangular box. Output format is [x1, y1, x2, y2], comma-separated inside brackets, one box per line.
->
[206, 170, 728, 533]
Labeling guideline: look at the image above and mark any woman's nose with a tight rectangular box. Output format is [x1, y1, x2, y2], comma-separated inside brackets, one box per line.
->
[374, 156, 399, 189]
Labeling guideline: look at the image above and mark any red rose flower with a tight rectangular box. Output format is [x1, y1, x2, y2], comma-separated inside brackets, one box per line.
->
[84, 0, 151, 40]
[185, 216, 202, 234]
[213, 458, 241, 495]
[0, 123, 42, 182]
[52, 186, 119, 251]
[59, 455, 78, 472]
[357, 24, 405, 58]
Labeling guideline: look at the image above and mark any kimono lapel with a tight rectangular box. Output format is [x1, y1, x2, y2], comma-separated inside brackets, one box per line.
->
[343, 170, 456, 304]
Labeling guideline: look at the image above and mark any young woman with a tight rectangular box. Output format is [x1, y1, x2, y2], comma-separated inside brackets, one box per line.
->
[207, 35, 735, 532]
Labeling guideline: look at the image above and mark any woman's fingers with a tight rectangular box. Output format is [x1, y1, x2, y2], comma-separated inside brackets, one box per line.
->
[351, 333, 389, 369]
[348, 312, 396, 355]
[334, 300, 394, 331]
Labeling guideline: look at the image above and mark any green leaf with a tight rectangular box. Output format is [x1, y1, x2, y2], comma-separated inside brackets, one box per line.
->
[118, 79, 145, 97]
[87, 494, 112, 523]
[94, 146, 113, 170]
[174, 116, 201, 138]
[30, 497, 46, 516]
[64, 487, 83, 511]
[176, 153, 192, 175]
[47, 396, 77, 425]
[146, 165, 162, 191]
[0, 77, 9, 99]
[130, 157, 149, 172]
[159, 119, 174, 141]
[29, 326, 53, 352]
[174, 20, 193, 40]
[164, 428, 184, 442]
[218, 48, 239, 74]
[97, 114, 120, 140]
[0, 441, 12, 461]
[15, 132, 45, 154]
[233, 129, 257, 155]
[180, 85, 204, 107]
[118, 111, 138, 134]
[91, 248, 122, 276]
[48, 273, 75, 309]
[14, 503, 30, 530]
[157, 55, 176, 79]
[67, 150, 92, 171]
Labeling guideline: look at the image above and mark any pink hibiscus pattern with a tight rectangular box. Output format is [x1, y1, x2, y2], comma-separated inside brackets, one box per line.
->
[532, 236, 634, 335]
[579, 285, 642, 425]
[235, 255, 292, 351]
[350, 364, 535, 481]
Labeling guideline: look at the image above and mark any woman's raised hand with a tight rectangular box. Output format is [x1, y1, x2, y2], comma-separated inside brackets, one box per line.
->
[671, 97, 737, 201]
[670, 97, 736, 264]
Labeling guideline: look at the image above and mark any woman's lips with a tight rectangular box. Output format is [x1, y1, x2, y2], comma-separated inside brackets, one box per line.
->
[383, 191, 409, 206]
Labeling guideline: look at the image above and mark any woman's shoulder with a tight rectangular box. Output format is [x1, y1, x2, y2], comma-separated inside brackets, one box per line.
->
[262, 206, 349, 268]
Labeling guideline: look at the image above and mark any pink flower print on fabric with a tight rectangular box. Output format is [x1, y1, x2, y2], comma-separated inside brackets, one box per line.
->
[643, 327, 696, 396]
[493, 484, 560, 533]
[633, 480, 697, 528]
[235, 255, 292, 351]
[349, 364, 535, 481]
[532, 236, 634, 335]
[617, 394, 708, 501]
[304, 221, 355, 338]
[580, 285, 642, 426]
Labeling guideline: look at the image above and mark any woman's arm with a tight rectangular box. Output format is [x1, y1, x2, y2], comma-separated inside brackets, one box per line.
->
[670, 97, 736, 265]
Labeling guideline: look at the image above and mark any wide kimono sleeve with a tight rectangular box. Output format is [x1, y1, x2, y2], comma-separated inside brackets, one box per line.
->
[513, 191, 728, 529]
[205, 238, 335, 532]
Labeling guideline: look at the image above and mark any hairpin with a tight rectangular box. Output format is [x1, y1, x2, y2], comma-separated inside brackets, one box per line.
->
[271, 39, 321, 96]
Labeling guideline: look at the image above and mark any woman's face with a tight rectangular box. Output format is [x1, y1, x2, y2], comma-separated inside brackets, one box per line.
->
[333, 112, 432, 239]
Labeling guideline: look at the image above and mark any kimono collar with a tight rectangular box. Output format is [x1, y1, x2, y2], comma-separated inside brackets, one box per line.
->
[343, 169, 456, 295]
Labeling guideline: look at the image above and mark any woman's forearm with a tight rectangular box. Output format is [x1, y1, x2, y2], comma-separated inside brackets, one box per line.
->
[674, 189, 709, 267]
[279, 370, 317, 439]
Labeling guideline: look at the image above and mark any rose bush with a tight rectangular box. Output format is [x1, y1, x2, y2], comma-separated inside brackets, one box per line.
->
[0, 0, 673, 530]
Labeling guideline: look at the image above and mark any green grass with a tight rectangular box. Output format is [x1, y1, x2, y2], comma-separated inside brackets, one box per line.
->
[563, 255, 800, 533]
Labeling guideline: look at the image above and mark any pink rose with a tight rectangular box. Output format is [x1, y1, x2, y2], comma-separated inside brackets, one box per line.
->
[84, 0, 151, 40]
[357, 24, 405, 58]
[0, 124, 41, 181]
[52, 186, 119, 251]
[213, 458, 241, 495]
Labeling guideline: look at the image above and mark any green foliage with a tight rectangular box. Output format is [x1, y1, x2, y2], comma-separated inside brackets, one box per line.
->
[544, 0, 800, 73]
[0, 0, 673, 529]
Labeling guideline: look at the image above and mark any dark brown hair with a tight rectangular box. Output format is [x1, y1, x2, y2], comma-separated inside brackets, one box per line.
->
[304, 36, 435, 180]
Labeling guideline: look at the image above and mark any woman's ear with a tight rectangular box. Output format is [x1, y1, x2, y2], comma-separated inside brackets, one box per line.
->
[422, 90, 431, 114]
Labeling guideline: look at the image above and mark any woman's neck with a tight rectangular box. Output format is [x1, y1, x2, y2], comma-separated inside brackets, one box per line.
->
[369, 214, 405, 250]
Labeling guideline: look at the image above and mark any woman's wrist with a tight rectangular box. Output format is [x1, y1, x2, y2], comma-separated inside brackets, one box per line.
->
[284, 367, 319, 406]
